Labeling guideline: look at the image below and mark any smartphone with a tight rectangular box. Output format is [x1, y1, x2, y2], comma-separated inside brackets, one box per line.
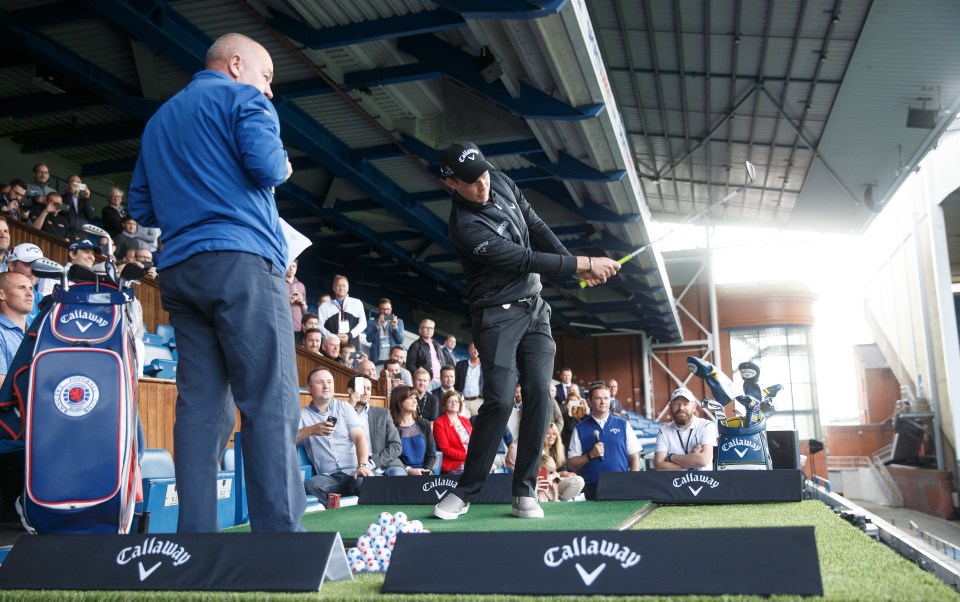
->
[349, 351, 362, 360]
[76, 183, 87, 191]
[140, 261, 154, 269]
[326, 416, 338, 425]
[537, 469, 547, 480]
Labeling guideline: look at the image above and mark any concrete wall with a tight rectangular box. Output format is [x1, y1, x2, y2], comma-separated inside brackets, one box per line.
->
[888, 464, 955, 519]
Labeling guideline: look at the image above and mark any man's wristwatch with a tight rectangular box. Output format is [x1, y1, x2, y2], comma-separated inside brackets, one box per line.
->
[359, 462, 369, 469]
[667, 453, 675, 463]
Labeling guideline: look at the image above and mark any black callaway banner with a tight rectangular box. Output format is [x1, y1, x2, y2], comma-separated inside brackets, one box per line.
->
[382, 527, 822, 596]
[0, 532, 352, 592]
[597, 469, 804, 503]
[358, 472, 512, 505]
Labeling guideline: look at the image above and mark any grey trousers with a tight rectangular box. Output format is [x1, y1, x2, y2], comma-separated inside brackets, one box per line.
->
[160, 251, 306, 532]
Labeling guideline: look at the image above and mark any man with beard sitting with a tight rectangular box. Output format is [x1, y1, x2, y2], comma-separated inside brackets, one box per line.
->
[654, 387, 718, 471]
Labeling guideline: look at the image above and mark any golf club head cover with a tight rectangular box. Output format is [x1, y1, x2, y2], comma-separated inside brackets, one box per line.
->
[686, 356, 737, 406]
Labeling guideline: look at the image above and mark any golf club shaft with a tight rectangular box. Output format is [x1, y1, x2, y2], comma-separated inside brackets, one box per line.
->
[579, 173, 754, 288]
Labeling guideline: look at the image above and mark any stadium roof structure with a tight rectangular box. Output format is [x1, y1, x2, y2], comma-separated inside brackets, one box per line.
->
[0, 0, 958, 341]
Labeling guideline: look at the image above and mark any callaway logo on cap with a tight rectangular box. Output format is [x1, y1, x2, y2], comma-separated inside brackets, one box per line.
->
[440, 141, 495, 184]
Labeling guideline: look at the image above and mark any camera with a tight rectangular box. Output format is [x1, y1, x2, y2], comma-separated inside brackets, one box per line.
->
[326, 416, 338, 425]
[76, 183, 87, 191]
[349, 351, 363, 360]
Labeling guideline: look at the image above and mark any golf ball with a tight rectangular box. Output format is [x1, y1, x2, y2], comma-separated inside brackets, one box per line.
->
[377, 511, 393, 526]
[356, 535, 372, 550]
[350, 559, 365, 573]
[392, 511, 408, 524]
[367, 523, 382, 538]
[347, 547, 361, 561]
[382, 524, 397, 538]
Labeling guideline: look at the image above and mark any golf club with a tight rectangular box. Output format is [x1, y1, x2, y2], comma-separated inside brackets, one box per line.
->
[580, 161, 756, 288]
[31, 257, 67, 292]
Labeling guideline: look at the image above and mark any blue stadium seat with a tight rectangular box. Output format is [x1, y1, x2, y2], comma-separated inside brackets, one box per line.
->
[156, 324, 175, 346]
[138, 449, 178, 532]
[144, 358, 177, 380]
[222, 448, 235, 471]
[142, 333, 164, 347]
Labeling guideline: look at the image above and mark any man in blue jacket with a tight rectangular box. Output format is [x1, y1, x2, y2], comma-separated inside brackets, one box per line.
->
[128, 33, 305, 532]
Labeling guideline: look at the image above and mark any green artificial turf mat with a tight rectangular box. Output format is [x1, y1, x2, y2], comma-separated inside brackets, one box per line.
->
[636, 500, 960, 601]
[226, 500, 650, 538]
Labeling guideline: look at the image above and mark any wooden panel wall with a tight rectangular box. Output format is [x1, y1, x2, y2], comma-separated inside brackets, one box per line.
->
[553, 334, 645, 413]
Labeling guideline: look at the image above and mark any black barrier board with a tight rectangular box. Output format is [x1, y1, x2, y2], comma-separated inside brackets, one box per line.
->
[382, 527, 822, 595]
[597, 469, 804, 503]
[358, 472, 512, 505]
[0, 532, 351, 592]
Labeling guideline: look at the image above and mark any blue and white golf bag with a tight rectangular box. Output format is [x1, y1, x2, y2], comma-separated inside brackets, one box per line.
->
[715, 403, 772, 470]
[9, 272, 142, 534]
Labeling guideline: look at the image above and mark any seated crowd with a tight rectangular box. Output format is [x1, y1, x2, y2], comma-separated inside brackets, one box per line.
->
[2, 167, 717, 511]
[0, 166, 162, 384]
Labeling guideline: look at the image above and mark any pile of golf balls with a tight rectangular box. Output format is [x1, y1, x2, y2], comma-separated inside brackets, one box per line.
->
[346, 511, 430, 573]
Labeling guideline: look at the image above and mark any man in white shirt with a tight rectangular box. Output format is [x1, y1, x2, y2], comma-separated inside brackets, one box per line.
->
[316, 274, 367, 348]
[455, 342, 483, 416]
[654, 387, 718, 471]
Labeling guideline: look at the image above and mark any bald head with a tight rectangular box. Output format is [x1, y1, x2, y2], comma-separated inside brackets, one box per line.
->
[205, 33, 274, 98]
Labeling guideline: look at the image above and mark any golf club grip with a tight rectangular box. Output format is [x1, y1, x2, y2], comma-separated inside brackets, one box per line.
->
[578, 251, 636, 289]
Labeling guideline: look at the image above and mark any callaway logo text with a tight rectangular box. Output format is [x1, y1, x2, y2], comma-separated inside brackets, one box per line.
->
[720, 437, 762, 453]
[672, 473, 720, 489]
[116, 537, 191, 567]
[459, 149, 480, 163]
[543, 536, 641, 570]
[60, 310, 109, 328]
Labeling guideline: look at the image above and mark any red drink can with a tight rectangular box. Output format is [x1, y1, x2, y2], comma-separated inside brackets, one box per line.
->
[327, 493, 341, 509]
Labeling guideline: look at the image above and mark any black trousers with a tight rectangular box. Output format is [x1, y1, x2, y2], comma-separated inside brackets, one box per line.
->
[454, 296, 554, 501]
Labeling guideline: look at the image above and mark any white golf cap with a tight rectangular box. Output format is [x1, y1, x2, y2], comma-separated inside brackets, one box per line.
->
[8, 243, 43, 264]
[669, 387, 697, 403]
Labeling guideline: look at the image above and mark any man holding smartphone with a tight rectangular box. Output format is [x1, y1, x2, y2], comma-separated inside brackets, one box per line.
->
[363, 298, 404, 367]
[62, 174, 95, 239]
[297, 369, 374, 506]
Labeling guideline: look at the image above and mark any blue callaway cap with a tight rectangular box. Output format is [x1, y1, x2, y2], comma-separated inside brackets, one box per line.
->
[68, 239, 97, 252]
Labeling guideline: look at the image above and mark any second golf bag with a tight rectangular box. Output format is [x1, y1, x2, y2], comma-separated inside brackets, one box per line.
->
[16, 268, 141, 533]
[715, 399, 772, 470]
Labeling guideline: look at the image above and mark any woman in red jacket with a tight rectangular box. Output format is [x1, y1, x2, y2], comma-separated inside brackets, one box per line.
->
[433, 390, 472, 474]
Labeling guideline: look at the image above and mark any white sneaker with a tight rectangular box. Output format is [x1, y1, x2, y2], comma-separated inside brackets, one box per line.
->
[434, 493, 469, 520]
[512, 496, 544, 518]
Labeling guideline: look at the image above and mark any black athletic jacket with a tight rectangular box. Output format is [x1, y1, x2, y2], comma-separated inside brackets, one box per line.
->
[448, 171, 578, 309]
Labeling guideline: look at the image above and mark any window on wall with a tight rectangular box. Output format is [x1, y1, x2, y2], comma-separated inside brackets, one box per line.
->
[727, 326, 821, 440]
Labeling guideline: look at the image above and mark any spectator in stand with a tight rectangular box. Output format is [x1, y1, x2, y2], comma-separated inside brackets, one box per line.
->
[135, 224, 162, 254]
[296, 312, 318, 346]
[0, 272, 34, 387]
[114, 216, 147, 261]
[357, 359, 379, 382]
[346, 375, 406, 477]
[455, 341, 483, 416]
[133, 249, 158, 280]
[363, 298, 404, 368]
[567, 383, 582, 400]
[382, 359, 405, 392]
[67, 239, 98, 270]
[412, 367, 439, 421]
[101, 188, 127, 239]
[1, 180, 27, 223]
[555, 368, 574, 404]
[285, 259, 307, 335]
[0, 216, 10, 273]
[25, 164, 55, 210]
[389, 346, 413, 386]
[320, 334, 344, 363]
[297, 369, 373, 507]
[437, 365, 457, 403]
[317, 274, 366, 348]
[61, 174, 96, 239]
[389, 384, 436, 475]
[433, 390, 472, 474]
[567, 384, 642, 499]
[406, 318, 442, 389]
[654, 387, 718, 472]
[29, 192, 69, 240]
[538, 422, 585, 502]
[316, 293, 331, 310]
[339, 341, 366, 371]
[560, 393, 587, 451]
[607, 379, 627, 417]
[440, 334, 458, 367]
[302, 328, 323, 355]
[6, 243, 45, 325]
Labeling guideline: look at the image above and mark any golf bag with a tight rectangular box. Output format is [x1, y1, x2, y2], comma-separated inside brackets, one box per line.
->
[687, 356, 774, 470]
[715, 403, 772, 470]
[10, 275, 141, 533]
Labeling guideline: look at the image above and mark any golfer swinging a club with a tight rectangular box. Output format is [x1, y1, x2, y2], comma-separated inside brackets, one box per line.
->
[433, 142, 620, 520]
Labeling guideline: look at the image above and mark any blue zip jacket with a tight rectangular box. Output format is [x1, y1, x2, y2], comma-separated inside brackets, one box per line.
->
[128, 70, 289, 271]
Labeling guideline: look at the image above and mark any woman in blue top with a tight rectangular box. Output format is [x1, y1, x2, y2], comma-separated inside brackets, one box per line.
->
[389, 385, 437, 475]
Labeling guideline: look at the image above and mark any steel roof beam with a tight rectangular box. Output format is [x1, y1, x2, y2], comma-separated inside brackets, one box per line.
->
[17, 121, 143, 153]
[397, 34, 603, 121]
[268, 7, 465, 50]
[0, 91, 105, 119]
[435, 0, 569, 20]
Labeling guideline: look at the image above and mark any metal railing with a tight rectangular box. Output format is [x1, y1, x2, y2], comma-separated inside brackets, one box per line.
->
[827, 455, 903, 507]
[890, 519, 960, 562]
